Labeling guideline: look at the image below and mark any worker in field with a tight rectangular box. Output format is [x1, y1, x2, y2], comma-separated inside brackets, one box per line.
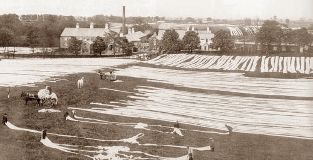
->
[2, 113, 8, 125]
[42, 129, 47, 139]
[64, 111, 69, 120]
[109, 71, 117, 81]
[72, 110, 76, 117]
[187, 146, 193, 160]
[225, 124, 233, 135]
[174, 120, 180, 128]
[173, 120, 183, 136]
[7, 87, 10, 99]
[209, 137, 215, 152]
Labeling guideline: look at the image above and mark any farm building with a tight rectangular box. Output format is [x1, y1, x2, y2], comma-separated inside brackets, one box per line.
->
[60, 23, 114, 54]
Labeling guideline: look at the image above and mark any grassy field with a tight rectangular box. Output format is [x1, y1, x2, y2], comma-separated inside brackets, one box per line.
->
[0, 66, 313, 160]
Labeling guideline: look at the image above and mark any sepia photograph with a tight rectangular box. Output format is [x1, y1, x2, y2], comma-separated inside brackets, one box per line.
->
[0, 0, 313, 159]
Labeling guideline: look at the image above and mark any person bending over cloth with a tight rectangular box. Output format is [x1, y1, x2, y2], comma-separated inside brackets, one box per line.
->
[109, 71, 117, 81]
[172, 120, 183, 136]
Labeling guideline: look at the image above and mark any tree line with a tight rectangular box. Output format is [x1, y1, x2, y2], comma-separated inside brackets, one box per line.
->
[160, 20, 313, 55]
[0, 14, 78, 53]
[67, 33, 134, 56]
[0, 14, 161, 54]
[256, 20, 313, 54]
[160, 30, 201, 53]
[1, 14, 312, 56]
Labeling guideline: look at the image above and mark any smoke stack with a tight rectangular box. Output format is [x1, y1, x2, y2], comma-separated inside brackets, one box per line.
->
[207, 27, 210, 33]
[90, 22, 94, 29]
[122, 6, 126, 35]
[76, 23, 79, 29]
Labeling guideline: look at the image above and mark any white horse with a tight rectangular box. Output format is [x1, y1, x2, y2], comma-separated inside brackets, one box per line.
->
[77, 77, 84, 89]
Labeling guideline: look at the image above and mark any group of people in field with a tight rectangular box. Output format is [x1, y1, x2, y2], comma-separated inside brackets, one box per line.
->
[172, 120, 233, 160]
[2, 112, 232, 160]
[97, 70, 117, 81]
[2, 113, 47, 140]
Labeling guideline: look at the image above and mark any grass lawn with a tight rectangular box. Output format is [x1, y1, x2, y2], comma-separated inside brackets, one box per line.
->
[0, 65, 312, 160]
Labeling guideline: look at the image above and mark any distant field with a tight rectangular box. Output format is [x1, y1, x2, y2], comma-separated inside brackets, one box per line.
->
[0, 47, 58, 54]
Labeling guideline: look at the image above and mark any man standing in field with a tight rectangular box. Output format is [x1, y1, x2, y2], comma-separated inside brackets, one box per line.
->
[42, 129, 47, 139]
[2, 113, 8, 125]
[187, 146, 193, 160]
[209, 138, 215, 152]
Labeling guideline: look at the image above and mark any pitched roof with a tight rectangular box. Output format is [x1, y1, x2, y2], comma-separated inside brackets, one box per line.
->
[197, 31, 214, 40]
[60, 28, 111, 37]
[156, 30, 165, 40]
[125, 31, 146, 42]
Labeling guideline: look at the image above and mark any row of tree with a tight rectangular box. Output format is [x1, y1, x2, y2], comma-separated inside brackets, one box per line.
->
[160, 29, 233, 54]
[160, 30, 201, 53]
[256, 20, 313, 54]
[0, 14, 158, 54]
[0, 14, 78, 53]
[160, 20, 313, 54]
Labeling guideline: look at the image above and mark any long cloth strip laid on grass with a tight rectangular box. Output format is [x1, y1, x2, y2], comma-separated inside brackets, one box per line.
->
[147, 54, 313, 74]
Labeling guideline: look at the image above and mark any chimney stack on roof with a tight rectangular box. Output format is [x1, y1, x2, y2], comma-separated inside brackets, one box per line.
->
[132, 28, 135, 33]
[76, 23, 79, 29]
[122, 6, 127, 35]
[128, 27, 132, 34]
[207, 27, 211, 33]
[105, 23, 109, 29]
[90, 22, 94, 29]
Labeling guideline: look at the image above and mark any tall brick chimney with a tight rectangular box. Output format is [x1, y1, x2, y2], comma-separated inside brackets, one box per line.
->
[122, 6, 126, 35]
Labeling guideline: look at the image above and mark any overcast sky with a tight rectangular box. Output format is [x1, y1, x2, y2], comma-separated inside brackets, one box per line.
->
[0, 0, 312, 20]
